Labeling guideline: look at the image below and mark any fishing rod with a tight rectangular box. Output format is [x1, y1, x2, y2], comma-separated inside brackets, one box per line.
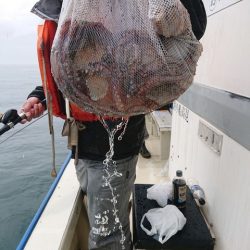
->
[0, 98, 57, 178]
[0, 99, 46, 136]
[0, 113, 48, 145]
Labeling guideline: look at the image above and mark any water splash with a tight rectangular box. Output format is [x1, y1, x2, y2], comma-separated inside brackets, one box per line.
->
[92, 117, 129, 249]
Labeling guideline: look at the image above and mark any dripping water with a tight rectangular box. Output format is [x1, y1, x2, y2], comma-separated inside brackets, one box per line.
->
[93, 117, 129, 249]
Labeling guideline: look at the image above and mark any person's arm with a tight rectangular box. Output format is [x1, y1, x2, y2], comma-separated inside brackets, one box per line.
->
[21, 86, 46, 123]
[22, 0, 63, 123]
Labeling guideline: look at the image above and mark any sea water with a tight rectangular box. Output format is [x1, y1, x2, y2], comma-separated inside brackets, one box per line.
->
[0, 65, 69, 249]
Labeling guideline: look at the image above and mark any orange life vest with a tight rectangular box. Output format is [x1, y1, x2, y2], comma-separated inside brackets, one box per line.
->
[37, 20, 101, 121]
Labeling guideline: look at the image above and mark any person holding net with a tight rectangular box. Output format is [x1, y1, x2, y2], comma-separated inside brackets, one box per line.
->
[21, 0, 204, 249]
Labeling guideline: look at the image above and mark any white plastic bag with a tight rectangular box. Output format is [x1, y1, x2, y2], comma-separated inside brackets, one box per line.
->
[140, 205, 186, 244]
[147, 182, 173, 207]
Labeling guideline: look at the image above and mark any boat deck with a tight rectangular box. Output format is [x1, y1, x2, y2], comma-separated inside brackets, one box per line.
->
[23, 118, 170, 250]
[135, 133, 170, 185]
[136, 113, 170, 184]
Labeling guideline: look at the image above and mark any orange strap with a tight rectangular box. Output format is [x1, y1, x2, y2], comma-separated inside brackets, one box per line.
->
[37, 21, 66, 119]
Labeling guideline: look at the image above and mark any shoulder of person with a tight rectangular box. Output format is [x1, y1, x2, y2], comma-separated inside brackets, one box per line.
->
[180, 0, 207, 40]
[31, 0, 63, 22]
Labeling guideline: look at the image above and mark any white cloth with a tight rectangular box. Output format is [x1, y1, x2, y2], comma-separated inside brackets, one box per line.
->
[140, 205, 186, 244]
[147, 182, 173, 207]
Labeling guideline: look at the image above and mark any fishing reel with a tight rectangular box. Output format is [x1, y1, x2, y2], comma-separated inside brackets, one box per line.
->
[0, 109, 19, 125]
[0, 99, 46, 136]
[0, 109, 26, 136]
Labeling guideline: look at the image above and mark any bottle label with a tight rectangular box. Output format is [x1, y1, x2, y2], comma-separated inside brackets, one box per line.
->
[178, 186, 187, 203]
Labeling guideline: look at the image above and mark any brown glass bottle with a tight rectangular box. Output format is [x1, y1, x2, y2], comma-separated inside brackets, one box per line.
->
[173, 170, 187, 209]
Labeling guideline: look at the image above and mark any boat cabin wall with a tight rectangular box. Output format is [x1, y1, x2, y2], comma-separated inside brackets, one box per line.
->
[169, 103, 250, 250]
[169, 1, 250, 250]
[196, 0, 250, 98]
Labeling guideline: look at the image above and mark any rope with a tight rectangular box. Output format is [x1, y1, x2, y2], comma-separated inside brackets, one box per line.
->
[0, 113, 48, 145]
[41, 52, 57, 178]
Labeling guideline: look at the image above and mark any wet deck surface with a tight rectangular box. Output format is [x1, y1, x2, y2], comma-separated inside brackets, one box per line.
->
[135, 116, 170, 185]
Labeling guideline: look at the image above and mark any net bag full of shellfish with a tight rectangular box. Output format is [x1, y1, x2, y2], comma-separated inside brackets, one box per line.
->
[51, 0, 203, 117]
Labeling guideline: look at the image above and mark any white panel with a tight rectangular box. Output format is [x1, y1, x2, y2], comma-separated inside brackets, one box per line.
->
[170, 102, 250, 250]
[203, 0, 242, 16]
[210, 136, 250, 250]
[169, 105, 187, 178]
[169, 107, 178, 178]
[195, 0, 250, 97]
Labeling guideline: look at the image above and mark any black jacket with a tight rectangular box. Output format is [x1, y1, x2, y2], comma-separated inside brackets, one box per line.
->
[73, 115, 145, 161]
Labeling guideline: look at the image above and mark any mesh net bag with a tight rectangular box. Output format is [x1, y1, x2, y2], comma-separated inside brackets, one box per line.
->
[51, 0, 203, 117]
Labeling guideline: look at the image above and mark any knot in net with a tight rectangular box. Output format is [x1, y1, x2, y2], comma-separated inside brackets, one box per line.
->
[51, 0, 203, 117]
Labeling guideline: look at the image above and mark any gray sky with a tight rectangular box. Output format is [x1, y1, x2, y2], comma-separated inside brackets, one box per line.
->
[0, 1, 41, 65]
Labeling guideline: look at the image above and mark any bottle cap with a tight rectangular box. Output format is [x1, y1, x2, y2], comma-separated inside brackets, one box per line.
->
[176, 170, 182, 177]
[199, 198, 206, 205]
